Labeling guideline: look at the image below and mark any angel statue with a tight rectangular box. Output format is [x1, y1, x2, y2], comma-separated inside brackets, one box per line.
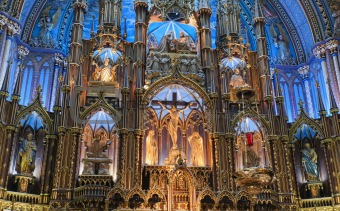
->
[31, 6, 60, 48]
[270, 23, 291, 64]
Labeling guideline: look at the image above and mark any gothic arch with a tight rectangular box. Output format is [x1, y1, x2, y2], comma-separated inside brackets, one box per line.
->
[80, 94, 120, 123]
[142, 70, 212, 109]
[106, 187, 126, 201]
[169, 166, 195, 186]
[15, 91, 53, 133]
[231, 108, 270, 135]
[216, 191, 236, 205]
[235, 191, 254, 203]
[146, 187, 166, 202]
[289, 109, 325, 142]
[125, 187, 146, 202]
[197, 189, 217, 202]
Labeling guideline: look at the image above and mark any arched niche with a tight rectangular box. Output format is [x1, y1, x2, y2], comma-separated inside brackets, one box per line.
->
[10, 111, 48, 194]
[233, 116, 271, 171]
[143, 84, 210, 167]
[291, 124, 329, 199]
[79, 109, 118, 181]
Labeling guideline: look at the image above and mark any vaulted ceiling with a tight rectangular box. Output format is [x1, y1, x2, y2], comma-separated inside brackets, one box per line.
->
[17, 0, 335, 63]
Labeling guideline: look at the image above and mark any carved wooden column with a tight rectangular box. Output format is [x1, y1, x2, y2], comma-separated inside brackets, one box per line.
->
[253, 0, 271, 110]
[40, 134, 58, 204]
[117, 129, 128, 188]
[322, 138, 340, 204]
[198, 6, 213, 92]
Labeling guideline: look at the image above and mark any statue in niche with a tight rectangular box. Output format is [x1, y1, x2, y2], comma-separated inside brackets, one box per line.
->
[31, 6, 60, 48]
[146, 53, 160, 71]
[85, 132, 110, 158]
[153, 31, 175, 53]
[92, 58, 117, 82]
[236, 133, 261, 169]
[329, 0, 340, 36]
[188, 132, 204, 166]
[270, 23, 291, 63]
[301, 143, 319, 182]
[159, 54, 171, 74]
[173, 31, 191, 51]
[16, 133, 37, 175]
[146, 130, 158, 165]
[180, 56, 191, 72]
[229, 68, 249, 89]
[82, 132, 111, 175]
[188, 57, 202, 73]
[158, 102, 192, 149]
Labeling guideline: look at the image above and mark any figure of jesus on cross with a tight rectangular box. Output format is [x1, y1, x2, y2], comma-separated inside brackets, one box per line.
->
[153, 92, 194, 149]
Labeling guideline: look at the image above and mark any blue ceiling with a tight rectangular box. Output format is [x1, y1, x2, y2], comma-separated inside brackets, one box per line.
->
[19, 0, 333, 61]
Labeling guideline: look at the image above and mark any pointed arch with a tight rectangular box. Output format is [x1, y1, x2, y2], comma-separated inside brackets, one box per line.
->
[216, 191, 236, 205]
[231, 108, 270, 135]
[125, 187, 146, 202]
[15, 92, 53, 133]
[289, 109, 325, 142]
[197, 189, 217, 202]
[80, 94, 120, 123]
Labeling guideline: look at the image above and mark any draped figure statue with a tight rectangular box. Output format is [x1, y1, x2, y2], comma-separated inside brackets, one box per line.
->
[229, 68, 249, 88]
[145, 130, 158, 165]
[92, 58, 117, 82]
[188, 132, 204, 166]
[16, 133, 37, 175]
[302, 143, 319, 181]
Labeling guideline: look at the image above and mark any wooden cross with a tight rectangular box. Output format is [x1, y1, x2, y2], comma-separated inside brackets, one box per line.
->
[151, 92, 197, 108]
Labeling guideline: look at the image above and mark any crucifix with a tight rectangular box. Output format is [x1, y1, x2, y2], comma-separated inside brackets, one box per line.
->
[151, 92, 197, 149]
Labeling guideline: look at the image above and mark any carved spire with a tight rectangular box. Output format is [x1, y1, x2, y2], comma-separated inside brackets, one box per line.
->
[274, 69, 282, 97]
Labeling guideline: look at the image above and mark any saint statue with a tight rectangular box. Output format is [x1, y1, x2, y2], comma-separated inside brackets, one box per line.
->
[92, 58, 117, 82]
[82, 132, 111, 175]
[153, 31, 174, 53]
[145, 131, 158, 165]
[274, 35, 290, 63]
[158, 102, 192, 149]
[229, 68, 249, 88]
[84, 132, 110, 158]
[31, 6, 60, 48]
[302, 143, 319, 181]
[173, 31, 191, 51]
[188, 132, 204, 166]
[16, 133, 37, 175]
[146, 53, 160, 71]
[270, 23, 291, 63]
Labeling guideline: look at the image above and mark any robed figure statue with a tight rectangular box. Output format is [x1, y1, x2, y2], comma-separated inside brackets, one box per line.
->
[301, 143, 319, 181]
[16, 133, 37, 175]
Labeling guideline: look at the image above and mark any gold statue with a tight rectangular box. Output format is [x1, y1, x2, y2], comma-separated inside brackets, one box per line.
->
[92, 58, 117, 82]
[145, 130, 158, 165]
[188, 132, 204, 166]
[229, 68, 249, 88]
[158, 102, 192, 149]
[16, 133, 37, 175]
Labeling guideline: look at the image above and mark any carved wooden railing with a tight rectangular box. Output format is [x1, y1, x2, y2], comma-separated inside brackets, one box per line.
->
[4, 191, 40, 204]
[299, 197, 333, 208]
[74, 185, 111, 199]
